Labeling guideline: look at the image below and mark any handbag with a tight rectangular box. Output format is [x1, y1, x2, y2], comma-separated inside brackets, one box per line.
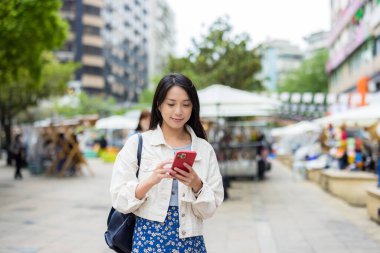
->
[104, 133, 143, 253]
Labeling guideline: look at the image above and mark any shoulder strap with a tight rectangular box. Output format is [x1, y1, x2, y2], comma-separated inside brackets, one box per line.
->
[136, 132, 143, 177]
[107, 133, 143, 226]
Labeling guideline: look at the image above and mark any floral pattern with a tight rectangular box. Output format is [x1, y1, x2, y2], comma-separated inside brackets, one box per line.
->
[132, 206, 207, 253]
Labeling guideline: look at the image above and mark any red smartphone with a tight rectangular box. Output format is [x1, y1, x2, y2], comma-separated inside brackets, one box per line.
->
[171, 150, 197, 174]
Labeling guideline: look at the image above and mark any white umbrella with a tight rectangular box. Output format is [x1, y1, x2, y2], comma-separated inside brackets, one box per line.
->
[95, 115, 138, 130]
[314, 104, 380, 126]
[271, 121, 322, 137]
[198, 84, 281, 117]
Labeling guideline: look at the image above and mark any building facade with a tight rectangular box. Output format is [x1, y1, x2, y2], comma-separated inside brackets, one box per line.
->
[58, 0, 150, 102]
[327, 0, 380, 94]
[259, 39, 304, 91]
[303, 30, 329, 58]
[59, 0, 105, 95]
[148, 0, 175, 78]
[103, 0, 149, 102]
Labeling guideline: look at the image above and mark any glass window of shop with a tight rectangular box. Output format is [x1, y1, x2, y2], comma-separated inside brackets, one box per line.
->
[347, 40, 374, 74]
[331, 68, 343, 88]
[375, 36, 380, 56]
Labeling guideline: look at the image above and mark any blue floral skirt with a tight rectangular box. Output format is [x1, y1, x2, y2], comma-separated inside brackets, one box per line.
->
[132, 206, 207, 253]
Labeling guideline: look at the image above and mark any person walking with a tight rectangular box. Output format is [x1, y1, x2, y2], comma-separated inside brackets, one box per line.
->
[12, 134, 24, 180]
[126, 110, 151, 139]
[110, 73, 224, 252]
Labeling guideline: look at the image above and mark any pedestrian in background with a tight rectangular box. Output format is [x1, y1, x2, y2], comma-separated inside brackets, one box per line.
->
[135, 109, 151, 133]
[12, 134, 24, 180]
[126, 110, 151, 139]
[98, 135, 108, 155]
[110, 73, 224, 252]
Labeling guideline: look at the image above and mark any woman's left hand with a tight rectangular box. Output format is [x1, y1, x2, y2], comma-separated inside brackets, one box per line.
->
[171, 163, 203, 193]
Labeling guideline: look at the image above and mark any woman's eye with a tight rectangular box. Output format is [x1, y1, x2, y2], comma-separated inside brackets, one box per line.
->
[167, 104, 175, 107]
[183, 104, 191, 107]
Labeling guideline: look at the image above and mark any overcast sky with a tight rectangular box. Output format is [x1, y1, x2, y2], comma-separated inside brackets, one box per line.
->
[166, 0, 331, 56]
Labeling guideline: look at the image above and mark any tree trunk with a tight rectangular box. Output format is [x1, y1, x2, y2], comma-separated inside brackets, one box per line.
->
[0, 113, 4, 160]
[1, 113, 13, 166]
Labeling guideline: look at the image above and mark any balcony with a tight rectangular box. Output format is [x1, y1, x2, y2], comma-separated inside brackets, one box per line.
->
[328, 0, 366, 46]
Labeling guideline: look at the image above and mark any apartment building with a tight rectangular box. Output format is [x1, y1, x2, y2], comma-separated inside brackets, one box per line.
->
[327, 0, 380, 94]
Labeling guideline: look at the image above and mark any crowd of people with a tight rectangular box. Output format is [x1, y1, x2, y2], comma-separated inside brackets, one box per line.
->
[8, 127, 94, 179]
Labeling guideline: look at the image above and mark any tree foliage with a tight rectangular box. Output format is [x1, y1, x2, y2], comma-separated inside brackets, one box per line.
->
[54, 93, 118, 118]
[0, 0, 74, 150]
[166, 16, 262, 91]
[0, 0, 68, 85]
[277, 49, 329, 93]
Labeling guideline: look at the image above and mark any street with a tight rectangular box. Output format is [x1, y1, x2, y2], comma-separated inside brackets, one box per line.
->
[0, 158, 379, 253]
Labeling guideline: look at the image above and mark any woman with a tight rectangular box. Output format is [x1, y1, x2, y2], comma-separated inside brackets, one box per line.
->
[135, 109, 151, 133]
[110, 73, 224, 252]
[126, 110, 151, 139]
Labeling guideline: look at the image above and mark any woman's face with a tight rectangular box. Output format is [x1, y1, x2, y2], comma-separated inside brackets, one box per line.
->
[140, 116, 150, 132]
[159, 86, 193, 131]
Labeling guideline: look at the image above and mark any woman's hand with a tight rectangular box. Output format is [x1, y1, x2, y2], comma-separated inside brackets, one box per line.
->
[147, 160, 174, 185]
[135, 160, 173, 200]
[171, 163, 203, 193]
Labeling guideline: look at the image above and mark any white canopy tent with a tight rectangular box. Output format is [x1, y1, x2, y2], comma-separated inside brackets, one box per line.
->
[95, 115, 138, 130]
[314, 104, 380, 126]
[271, 121, 322, 137]
[198, 84, 281, 117]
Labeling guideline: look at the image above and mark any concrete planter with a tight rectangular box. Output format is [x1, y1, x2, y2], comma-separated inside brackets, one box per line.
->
[321, 170, 377, 206]
[306, 168, 323, 184]
[276, 155, 294, 169]
[320, 171, 329, 190]
[366, 187, 380, 223]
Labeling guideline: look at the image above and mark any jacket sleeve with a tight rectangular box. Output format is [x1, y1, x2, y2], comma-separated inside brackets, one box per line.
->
[109, 134, 147, 214]
[187, 147, 224, 219]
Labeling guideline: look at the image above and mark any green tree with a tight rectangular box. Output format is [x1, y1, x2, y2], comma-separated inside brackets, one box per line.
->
[54, 93, 117, 118]
[166, 16, 262, 91]
[0, 0, 72, 155]
[277, 49, 329, 93]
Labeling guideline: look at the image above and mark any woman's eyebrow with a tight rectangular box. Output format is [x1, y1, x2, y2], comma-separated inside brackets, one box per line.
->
[166, 98, 191, 102]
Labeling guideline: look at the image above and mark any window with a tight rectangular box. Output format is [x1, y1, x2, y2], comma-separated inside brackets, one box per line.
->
[83, 4, 100, 16]
[83, 45, 102, 56]
[62, 0, 75, 12]
[62, 41, 74, 51]
[375, 36, 380, 56]
[83, 25, 100, 36]
[83, 66, 103, 76]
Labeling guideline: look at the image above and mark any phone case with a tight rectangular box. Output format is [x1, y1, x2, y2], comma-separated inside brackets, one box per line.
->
[171, 150, 197, 172]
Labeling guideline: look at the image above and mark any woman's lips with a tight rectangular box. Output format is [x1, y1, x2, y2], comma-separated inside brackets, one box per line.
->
[172, 118, 183, 122]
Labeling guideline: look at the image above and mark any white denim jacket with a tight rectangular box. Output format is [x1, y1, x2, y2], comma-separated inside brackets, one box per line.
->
[110, 125, 224, 238]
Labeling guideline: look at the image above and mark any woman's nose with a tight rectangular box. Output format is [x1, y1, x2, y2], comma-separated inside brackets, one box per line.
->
[174, 105, 182, 115]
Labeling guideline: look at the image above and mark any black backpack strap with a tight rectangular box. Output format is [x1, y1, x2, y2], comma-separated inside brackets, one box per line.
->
[136, 132, 143, 178]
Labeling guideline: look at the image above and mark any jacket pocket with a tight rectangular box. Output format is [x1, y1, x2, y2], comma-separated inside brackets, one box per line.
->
[139, 157, 155, 172]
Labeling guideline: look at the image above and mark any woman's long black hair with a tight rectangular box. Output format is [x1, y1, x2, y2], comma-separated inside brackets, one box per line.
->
[149, 73, 207, 140]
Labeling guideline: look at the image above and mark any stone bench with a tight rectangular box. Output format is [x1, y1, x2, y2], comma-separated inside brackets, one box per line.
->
[366, 187, 380, 223]
[321, 170, 377, 206]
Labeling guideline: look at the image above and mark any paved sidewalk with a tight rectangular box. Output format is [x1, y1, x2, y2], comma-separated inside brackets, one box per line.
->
[0, 158, 379, 253]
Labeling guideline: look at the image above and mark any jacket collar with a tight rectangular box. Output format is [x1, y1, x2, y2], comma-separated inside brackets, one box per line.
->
[150, 124, 202, 160]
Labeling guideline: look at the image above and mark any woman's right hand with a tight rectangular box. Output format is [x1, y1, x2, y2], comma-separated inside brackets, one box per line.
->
[135, 160, 173, 200]
[147, 160, 173, 185]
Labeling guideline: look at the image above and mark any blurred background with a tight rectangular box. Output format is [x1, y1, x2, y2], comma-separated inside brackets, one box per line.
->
[1, 0, 380, 252]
